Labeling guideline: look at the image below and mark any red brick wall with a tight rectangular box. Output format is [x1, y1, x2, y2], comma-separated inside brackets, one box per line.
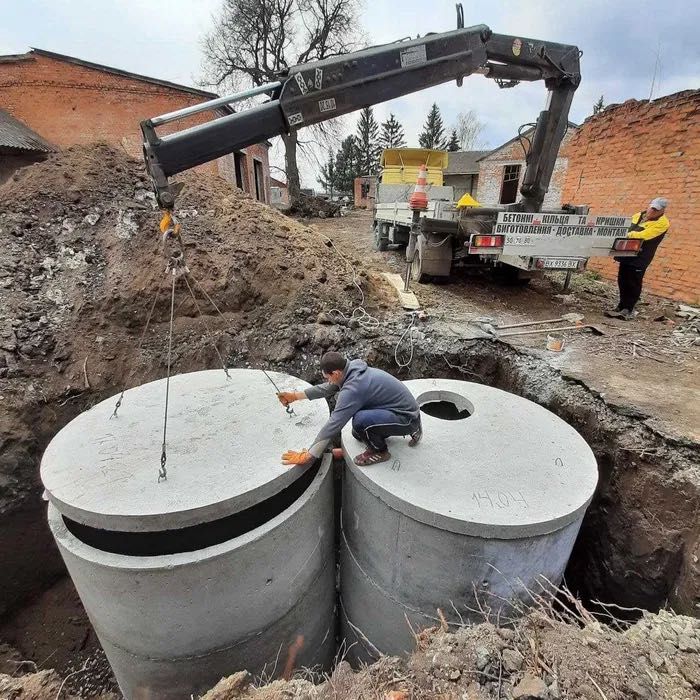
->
[0, 53, 270, 202]
[354, 177, 375, 208]
[562, 91, 700, 304]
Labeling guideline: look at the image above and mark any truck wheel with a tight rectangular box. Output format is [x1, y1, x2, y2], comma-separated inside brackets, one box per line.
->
[374, 223, 389, 251]
[411, 244, 430, 283]
[411, 234, 451, 283]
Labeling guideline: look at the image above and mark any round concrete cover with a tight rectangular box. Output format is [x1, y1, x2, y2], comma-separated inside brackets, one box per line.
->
[41, 369, 329, 532]
[341, 379, 598, 538]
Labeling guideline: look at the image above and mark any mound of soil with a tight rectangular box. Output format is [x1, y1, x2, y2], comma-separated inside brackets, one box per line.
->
[0, 144, 377, 616]
[290, 193, 342, 219]
[199, 610, 700, 700]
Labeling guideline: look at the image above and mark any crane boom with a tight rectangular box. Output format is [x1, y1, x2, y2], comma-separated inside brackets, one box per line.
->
[141, 23, 580, 212]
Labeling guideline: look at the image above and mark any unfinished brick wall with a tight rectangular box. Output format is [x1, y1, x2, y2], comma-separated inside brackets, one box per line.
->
[562, 91, 699, 304]
[0, 52, 270, 202]
[476, 128, 574, 209]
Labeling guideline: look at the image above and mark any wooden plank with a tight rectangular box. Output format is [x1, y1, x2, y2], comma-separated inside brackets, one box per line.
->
[382, 272, 421, 310]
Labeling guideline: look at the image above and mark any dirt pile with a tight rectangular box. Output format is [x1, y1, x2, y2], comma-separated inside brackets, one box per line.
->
[290, 193, 342, 219]
[200, 608, 700, 699]
[3, 607, 697, 700]
[0, 144, 379, 616]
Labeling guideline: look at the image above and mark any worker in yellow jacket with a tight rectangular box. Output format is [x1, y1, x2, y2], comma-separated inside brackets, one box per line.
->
[606, 197, 670, 320]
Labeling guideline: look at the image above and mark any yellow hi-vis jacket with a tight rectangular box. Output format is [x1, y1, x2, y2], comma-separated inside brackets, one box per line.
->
[623, 211, 670, 268]
[628, 211, 670, 240]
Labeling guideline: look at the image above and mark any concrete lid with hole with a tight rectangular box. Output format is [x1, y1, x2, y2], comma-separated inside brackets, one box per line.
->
[341, 378, 598, 539]
[41, 369, 329, 532]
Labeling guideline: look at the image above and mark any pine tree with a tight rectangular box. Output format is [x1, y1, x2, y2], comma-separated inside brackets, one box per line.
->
[447, 129, 460, 151]
[418, 103, 448, 150]
[335, 136, 361, 193]
[317, 151, 338, 197]
[378, 113, 407, 150]
[355, 107, 382, 175]
[593, 95, 605, 115]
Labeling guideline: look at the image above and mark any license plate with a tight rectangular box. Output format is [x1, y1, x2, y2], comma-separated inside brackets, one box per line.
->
[542, 258, 580, 269]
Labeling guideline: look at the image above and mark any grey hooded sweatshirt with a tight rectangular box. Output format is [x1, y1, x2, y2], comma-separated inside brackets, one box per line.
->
[305, 359, 420, 457]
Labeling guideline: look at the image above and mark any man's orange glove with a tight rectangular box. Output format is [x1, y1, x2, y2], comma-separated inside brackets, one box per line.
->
[278, 391, 299, 406]
[282, 450, 312, 466]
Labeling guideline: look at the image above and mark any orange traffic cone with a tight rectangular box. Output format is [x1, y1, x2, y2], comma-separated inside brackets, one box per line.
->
[408, 163, 429, 211]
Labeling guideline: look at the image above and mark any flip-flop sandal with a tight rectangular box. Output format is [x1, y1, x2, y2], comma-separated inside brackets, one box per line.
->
[353, 450, 391, 466]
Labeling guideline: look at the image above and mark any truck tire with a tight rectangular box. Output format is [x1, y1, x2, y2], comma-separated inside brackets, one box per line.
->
[410, 243, 430, 283]
[411, 234, 452, 283]
[374, 223, 389, 251]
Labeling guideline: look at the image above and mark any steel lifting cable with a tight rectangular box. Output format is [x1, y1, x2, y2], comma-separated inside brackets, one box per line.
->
[111, 286, 163, 418]
[182, 274, 231, 379]
[186, 269, 293, 416]
[159, 275, 177, 483]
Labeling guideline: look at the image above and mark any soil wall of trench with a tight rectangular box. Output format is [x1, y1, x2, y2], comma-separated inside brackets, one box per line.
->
[2, 324, 698, 625]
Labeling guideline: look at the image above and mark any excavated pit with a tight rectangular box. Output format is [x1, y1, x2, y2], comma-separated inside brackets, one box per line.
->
[1, 334, 698, 695]
[1, 145, 697, 697]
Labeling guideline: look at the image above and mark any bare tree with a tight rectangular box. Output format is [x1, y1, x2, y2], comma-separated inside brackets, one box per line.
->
[202, 0, 363, 204]
[455, 109, 486, 150]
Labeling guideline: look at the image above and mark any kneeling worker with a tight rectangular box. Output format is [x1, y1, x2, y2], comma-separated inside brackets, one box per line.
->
[278, 352, 422, 467]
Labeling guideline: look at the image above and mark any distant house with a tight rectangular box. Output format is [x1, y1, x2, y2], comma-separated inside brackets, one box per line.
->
[443, 150, 489, 202]
[269, 177, 289, 207]
[0, 108, 53, 184]
[475, 123, 578, 208]
[0, 48, 271, 202]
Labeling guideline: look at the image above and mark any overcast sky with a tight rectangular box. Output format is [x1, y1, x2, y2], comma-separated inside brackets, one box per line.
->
[2, 0, 698, 187]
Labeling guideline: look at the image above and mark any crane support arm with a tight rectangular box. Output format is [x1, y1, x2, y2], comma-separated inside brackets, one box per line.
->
[141, 23, 580, 211]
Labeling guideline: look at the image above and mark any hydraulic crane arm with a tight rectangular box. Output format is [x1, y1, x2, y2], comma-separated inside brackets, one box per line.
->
[141, 23, 580, 211]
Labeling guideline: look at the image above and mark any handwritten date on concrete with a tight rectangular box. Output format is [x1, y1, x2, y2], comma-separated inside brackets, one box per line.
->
[471, 490, 528, 509]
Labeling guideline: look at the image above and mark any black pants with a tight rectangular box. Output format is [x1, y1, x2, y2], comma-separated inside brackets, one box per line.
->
[351, 409, 418, 452]
[617, 264, 646, 311]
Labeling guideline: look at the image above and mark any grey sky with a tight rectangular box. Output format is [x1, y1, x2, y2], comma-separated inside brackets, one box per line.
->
[2, 0, 698, 187]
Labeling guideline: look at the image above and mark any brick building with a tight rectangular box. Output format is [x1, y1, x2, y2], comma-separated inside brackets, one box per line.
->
[269, 177, 289, 207]
[354, 176, 376, 208]
[476, 124, 577, 208]
[561, 91, 699, 304]
[0, 48, 270, 202]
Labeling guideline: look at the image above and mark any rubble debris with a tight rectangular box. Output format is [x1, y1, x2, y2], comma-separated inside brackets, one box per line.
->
[289, 193, 342, 219]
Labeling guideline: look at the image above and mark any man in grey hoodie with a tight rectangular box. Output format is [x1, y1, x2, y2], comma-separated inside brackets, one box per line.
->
[278, 352, 422, 466]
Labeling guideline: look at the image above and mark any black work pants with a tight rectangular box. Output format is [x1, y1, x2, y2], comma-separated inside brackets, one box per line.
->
[351, 409, 418, 452]
[617, 264, 646, 312]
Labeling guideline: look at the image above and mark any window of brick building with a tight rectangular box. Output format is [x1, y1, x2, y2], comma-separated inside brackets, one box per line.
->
[499, 164, 521, 204]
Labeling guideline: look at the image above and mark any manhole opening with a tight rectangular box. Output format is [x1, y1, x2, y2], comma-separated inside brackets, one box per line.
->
[417, 390, 473, 420]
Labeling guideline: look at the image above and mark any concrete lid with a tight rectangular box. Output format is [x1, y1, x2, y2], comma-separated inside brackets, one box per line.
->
[341, 379, 598, 539]
[41, 369, 329, 532]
